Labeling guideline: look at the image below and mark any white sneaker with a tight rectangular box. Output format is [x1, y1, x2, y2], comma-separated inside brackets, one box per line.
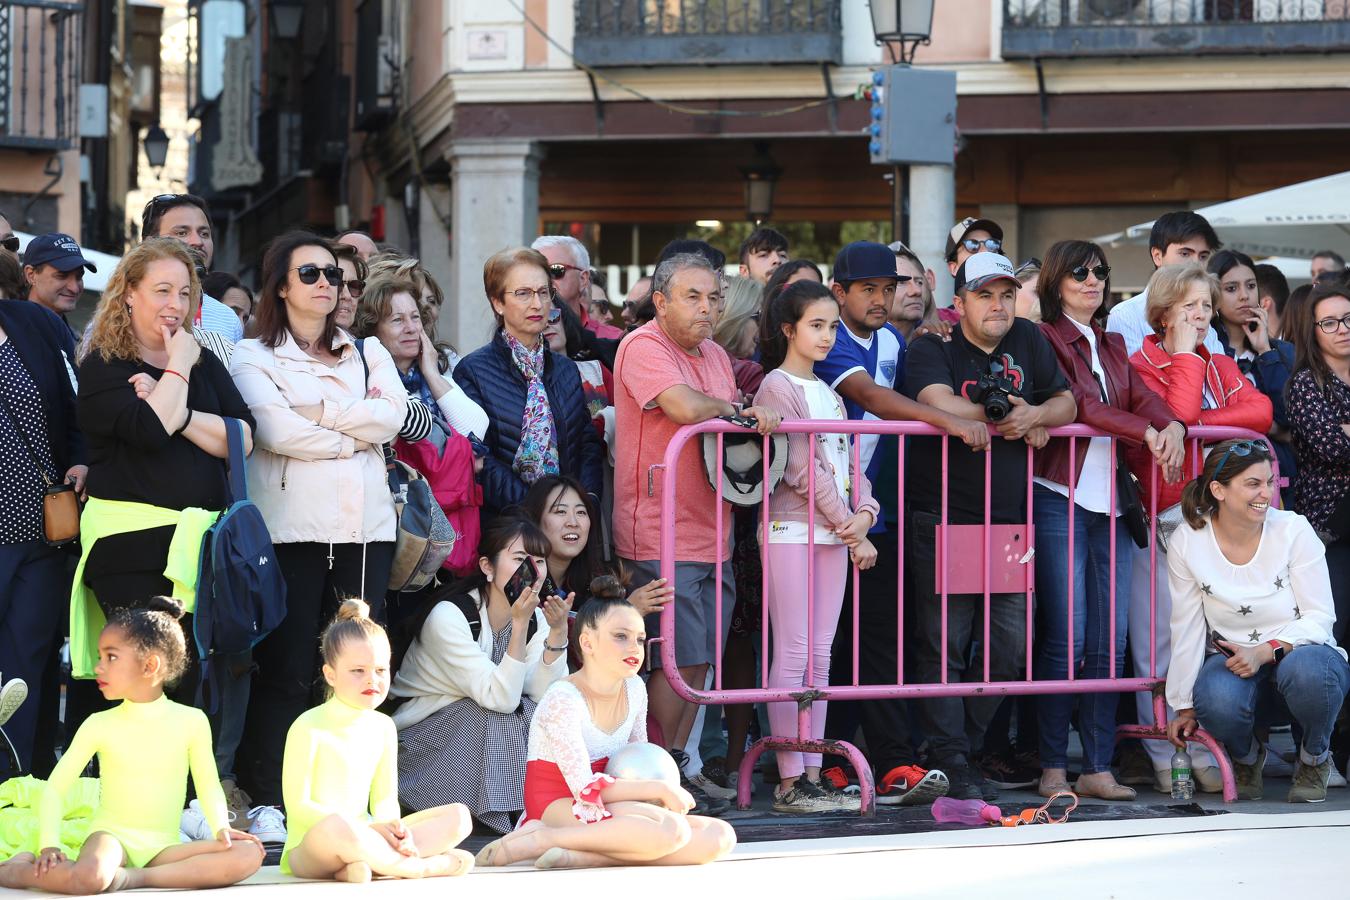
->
[0, 678, 28, 727]
[1328, 762, 1348, 789]
[179, 800, 214, 842]
[688, 770, 737, 801]
[248, 805, 287, 843]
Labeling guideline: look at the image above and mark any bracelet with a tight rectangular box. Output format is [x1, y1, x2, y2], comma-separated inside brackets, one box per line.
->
[173, 407, 194, 436]
[544, 640, 569, 653]
[163, 368, 189, 385]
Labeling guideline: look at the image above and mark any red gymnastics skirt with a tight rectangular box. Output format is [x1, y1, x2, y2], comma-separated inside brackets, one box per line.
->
[522, 757, 609, 823]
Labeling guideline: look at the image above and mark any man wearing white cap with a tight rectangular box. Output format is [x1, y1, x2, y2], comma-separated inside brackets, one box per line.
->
[901, 253, 1076, 801]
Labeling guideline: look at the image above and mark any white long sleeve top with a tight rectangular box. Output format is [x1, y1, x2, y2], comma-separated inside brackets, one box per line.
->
[1166, 507, 1345, 710]
[389, 593, 568, 728]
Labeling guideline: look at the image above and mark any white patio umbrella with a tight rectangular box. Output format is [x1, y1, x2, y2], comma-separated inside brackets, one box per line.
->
[1096, 171, 1350, 261]
[15, 231, 120, 293]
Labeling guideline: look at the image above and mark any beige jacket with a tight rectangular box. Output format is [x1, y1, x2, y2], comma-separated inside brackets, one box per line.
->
[229, 331, 407, 544]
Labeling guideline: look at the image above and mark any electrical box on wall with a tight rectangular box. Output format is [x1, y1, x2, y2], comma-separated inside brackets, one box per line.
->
[868, 66, 957, 166]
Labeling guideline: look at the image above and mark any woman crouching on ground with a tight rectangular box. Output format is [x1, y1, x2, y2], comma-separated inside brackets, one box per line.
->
[1165, 439, 1349, 802]
[474, 576, 736, 869]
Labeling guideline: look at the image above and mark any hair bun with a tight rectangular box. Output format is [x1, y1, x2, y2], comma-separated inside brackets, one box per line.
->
[335, 597, 371, 622]
[589, 575, 626, 601]
[144, 595, 186, 620]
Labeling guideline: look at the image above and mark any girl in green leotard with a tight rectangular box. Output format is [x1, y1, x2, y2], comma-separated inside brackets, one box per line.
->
[280, 598, 474, 883]
[0, 596, 264, 894]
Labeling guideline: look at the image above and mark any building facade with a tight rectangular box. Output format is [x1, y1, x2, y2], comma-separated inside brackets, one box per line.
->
[184, 0, 1350, 350]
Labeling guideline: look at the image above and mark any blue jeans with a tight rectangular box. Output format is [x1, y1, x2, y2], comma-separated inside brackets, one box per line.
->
[1194, 646, 1350, 765]
[1033, 486, 1132, 773]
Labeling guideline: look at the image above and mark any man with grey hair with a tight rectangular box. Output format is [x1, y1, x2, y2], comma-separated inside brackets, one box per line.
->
[532, 235, 624, 338]
[613, 253, 781, 814]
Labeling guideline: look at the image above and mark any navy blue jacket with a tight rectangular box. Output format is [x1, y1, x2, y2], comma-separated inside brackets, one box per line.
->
[453, 332, 604, 517]
[0, 300, 85, 475]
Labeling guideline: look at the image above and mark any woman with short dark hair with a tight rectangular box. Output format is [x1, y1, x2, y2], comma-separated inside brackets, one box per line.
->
[229, 230, 406, 806]
[1033, 240, 1187, 801]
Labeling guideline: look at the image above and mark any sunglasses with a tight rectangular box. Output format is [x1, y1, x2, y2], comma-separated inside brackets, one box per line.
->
[1209, 439, 1264, 479]
[343, 279, 365, 298]
[961, 237, 1002, 253]
[547, 307, 563, 323]
[291, 264, 342, 287]
[547, 263, 583, 280]
[1315, 313, 1350, 334]
[1070, 264, 1111, 283]
[0, 236, 18, 253]
[142, 192, 206, 219]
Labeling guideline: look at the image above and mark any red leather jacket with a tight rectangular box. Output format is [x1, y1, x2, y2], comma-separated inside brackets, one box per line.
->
[1035, 315, 1180, 488]
[1126, 334, 1273, 510]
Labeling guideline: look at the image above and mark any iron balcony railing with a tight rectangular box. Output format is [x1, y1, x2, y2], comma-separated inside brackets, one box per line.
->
[573, 0, 841, 66]
[1002, 0, 1350, 58]
[0, 0, 81, 150]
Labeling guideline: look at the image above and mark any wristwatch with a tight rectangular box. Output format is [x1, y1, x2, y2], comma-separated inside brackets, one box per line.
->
[1266, 639, 1286, 664]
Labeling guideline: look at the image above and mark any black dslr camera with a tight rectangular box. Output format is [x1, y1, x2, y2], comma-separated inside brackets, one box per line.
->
[970, 360, 1020, 421]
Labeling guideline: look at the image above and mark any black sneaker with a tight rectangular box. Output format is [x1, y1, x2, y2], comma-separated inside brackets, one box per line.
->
[975, 748, 1038, 790]
[966, 763, 999, 802]
[943, 763, 984, 801]
[700, 755, 730, 788]
[670, 749, 730, 816]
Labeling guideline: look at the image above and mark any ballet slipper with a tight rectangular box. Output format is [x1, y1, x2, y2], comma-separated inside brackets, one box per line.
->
[337, 861, 372, 883]
[474, 821, 544, 868]
[421, 850, 474, 878]
[105, 868, 134, 892]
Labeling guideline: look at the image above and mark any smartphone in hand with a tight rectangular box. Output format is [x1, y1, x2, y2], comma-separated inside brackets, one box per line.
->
[502, 558, 539, 604]
[1211, 630, 1236, 658]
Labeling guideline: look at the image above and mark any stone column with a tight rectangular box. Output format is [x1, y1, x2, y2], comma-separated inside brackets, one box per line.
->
[443, 140, 543, 353]
[910, 164, 956, 307]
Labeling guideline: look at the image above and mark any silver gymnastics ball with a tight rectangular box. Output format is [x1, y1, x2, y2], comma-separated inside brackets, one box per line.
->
[604, 742, 681, 785]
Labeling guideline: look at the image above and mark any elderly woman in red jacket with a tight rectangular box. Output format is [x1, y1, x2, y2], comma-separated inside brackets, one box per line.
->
[1124, 263, 1273, 792]
[1033, 240, 1187, 801]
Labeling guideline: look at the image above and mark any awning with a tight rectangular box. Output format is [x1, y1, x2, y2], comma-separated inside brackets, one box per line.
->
[1095, 171, 1350, 262]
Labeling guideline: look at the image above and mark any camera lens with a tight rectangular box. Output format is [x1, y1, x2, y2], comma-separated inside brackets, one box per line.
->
[985, 393, 1012, 421]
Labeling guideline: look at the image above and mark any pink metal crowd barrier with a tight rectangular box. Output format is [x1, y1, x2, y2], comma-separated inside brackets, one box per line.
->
[655, 420, 1279, 815]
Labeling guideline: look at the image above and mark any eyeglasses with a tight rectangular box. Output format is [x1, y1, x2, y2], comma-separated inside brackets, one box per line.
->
[291, 264, 342, 287]
[1209, 439, 1263, 479]
[1315, 313, 1350, 334]
[547, 263, 584, 280]
[342, 279, 365, 298]
[961, 238, 1002, 254]
[1070, 264, 1111, 283]
[509, 287, 552, 302]
[547, 307, 563, 323]
[0, 236, 18, 253]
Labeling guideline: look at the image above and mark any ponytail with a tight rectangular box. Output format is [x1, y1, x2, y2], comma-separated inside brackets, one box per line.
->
[1180, 476, 1216, 530]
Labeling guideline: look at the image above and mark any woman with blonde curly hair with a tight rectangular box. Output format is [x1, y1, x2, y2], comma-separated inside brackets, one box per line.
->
[69, 238, 255, 735]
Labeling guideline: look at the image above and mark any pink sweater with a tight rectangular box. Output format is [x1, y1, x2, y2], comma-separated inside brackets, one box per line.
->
[753, 369, 880, 530]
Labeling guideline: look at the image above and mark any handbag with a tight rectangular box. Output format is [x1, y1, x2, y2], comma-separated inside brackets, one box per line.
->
[1113, 444, 1150, 550]
[0, 393, 80, 546]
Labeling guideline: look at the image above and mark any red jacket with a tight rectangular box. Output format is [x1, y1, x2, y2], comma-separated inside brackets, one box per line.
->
[1035, 315, 1180, 489]
[1126, 334, 1273, 510]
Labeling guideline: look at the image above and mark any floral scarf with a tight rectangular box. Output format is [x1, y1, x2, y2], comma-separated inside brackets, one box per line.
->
[503, 330, 559, 483]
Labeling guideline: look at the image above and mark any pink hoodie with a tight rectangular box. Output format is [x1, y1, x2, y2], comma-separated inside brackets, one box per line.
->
[753, 369, 880, 530]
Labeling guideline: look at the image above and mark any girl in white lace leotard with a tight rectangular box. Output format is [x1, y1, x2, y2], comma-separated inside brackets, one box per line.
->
[474, 577, 737, 869]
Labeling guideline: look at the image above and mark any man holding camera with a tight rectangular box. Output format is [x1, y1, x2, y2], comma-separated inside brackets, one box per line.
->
[901, 253, 1076, 801]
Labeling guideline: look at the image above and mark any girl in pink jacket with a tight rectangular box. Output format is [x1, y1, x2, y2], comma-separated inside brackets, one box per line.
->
[752, 281, 880, 814]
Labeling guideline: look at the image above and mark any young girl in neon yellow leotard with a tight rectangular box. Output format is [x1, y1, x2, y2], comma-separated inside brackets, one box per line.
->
[281, 598, 474, 883]
[0, 597, 264, 894]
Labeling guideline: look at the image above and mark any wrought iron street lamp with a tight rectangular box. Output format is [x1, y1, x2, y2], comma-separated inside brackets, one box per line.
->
[740, 142, 782, 225]
[869, 0, 935, 64]
[144, 123, 170, 171]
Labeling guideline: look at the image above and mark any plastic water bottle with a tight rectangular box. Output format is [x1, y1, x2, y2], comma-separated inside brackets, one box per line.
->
[931, 796, 1001, 825]
[1170, 747, 1194, 800]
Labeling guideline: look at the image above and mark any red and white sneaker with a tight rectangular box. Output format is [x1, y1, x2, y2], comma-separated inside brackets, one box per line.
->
[876, 764, 949, 806]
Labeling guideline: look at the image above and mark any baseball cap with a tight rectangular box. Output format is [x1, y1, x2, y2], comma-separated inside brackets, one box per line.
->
[23, 233, 97, 273]
[832, 241, 899, 284]
[955, 253, 1021, 292]
[944, 217, 1004, 262]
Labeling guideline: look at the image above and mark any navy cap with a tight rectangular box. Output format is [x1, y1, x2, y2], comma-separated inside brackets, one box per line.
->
[832, 241, 898, 284]
[23, 233, 96, 274]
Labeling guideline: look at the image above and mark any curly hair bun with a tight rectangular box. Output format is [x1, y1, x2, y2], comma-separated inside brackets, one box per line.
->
[144, 595, 186, 620]
[589, 575, 627, 601]
[335, 597, 371, 622]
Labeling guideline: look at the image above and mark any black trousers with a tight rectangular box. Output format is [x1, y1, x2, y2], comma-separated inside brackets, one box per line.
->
[0, 541, 70, 776]
[823, 530, 920, 774]
[238, 540, 394, 806]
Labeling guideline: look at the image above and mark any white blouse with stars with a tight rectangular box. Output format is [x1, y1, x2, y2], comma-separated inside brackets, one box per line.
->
[1166, 507, 1346, 711]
